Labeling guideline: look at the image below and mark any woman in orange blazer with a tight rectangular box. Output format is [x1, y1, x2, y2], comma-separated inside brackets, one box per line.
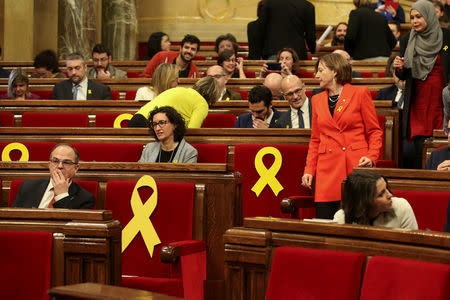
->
[302, 53, 383, 219]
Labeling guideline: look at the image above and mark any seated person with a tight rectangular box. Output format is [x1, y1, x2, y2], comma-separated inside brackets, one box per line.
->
[333, 171, 418, 230]
[264, 73, 283, 100]
[425, 119, 450, 170]
[142, 34, 200, 78]
[87, 43, 127, 79]
[331, 22, 347, 46]
[334, 49, 362, 78]
[217, 49, 246, 79]
[144, 32, 171, 60]
[0, 68, 40, 100]
[139, 106, 197, 163]
[30, 49, 66, 78]
[388, 20, 401, 46]
[12, 143, 95, 209]
[51, 53, 111, 100]
[434, 0, 450, 27]
[260, 48, 300, 78]
[129, 76, 220, 128]
[135, 63, 179, 101]
[376, 55, 405, 109]
[373, 0, 406, 23]
[215, 33, 239, 55]
[235, 85, 281, 128]
[206, 65, 241, 100]
[275, 75, 311, 128]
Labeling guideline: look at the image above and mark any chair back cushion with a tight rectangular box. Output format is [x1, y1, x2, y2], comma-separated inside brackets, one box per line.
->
[21, 113, 89, 127]
[71, 143, 143, 162]
[95, 113, 131, 128]
[0, 112, 14, 127]
[191, 144, 228, 163]
[0, 141, 57, 161]
[201, 114, 236, 128]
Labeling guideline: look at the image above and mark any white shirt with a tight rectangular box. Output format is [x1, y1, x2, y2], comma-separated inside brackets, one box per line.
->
[289, 97, 310, 128]
[394, 87, 404, 109]
[39, 180, 72, 208]
[135, 86, 156, 101]
[73, 77, 88, 100]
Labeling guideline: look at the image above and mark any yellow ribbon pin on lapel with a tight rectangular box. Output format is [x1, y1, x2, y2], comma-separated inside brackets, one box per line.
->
[251, 146, 284, 197]
[122, 175, 161, 257]
[1, 142, 29, 161]
[113, 113, 133, 128]
[337, 106, 343, 112]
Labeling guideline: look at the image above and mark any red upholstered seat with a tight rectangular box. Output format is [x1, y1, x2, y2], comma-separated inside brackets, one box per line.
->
[0, 141, 57, 161]
[370, 90, 378, 99]
[392, 190, 450, 231]
[30, 90, 52, 99]
[236, 90, 248, 100]
[191, 144, 228, 163]
[360, 256, 450, 300]
[95, 113, 131, 128]
[233, 144, 312, 219]
[360, 72, 373, 78]
[0, 231, 52, 300]
[111, 90, 120, 100]
[127, 71, 141, 78]
[295, 71, 314, 78]
[377, 72, 386, 77]
[104, 180, 206, 300]
[244, 71, 256, 78]
[21, 112, 89, 127]
[266, 247, 366, 300]
[125, 90, 137, 100]
[0, 112, 14, 127]
[201, 114, 236, 128]
[305, 90, 312, 98]
[8, 179, 99, 207]
[71, 143, 143, 162]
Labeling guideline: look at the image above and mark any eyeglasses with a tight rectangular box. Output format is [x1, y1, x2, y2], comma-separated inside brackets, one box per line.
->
[284, 87, 305, 98]
[210, 74, 226, 79]
[151, 120, 169, 129]
[93, 57, 108, 63]
[50, 158, 77, 167]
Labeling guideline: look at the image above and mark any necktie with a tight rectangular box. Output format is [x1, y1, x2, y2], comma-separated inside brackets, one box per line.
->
[73, 84, 80, 100]
[47, 187, 55, 208]
[397, 90, 404, 110]
[298, 109, 305, 128]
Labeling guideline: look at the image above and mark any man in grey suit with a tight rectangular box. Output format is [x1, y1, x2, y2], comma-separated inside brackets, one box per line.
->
[51, 53, 111, 100]
[275, 75, 311, 128]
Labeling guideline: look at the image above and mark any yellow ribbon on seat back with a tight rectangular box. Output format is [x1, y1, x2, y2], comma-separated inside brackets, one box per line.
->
[122, 175, 161, 258]
[1, 142, 29, 161]
[113, 113, 133, 128]
[251, 146, 284, 197]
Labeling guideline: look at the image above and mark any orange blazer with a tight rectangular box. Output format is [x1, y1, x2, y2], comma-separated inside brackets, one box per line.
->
[304, 83, 383, 203]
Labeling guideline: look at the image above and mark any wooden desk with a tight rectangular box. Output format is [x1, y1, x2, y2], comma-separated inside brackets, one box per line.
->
[224, 217, 450, 300]
[0, 209, 121, 287]
[48, 283, 184, 300]
[422, 130, 448, 168]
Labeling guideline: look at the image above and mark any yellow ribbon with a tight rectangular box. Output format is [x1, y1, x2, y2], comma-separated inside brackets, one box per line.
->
[251, 146, 284, 197]
[337, 106, 343, 112]
[122, 175, 161, 257]
[1, 142, 29, 161]
[113, 113, 133, 128]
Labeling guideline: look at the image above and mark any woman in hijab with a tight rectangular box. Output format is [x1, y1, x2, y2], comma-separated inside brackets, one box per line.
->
[394, 0, 450, 168]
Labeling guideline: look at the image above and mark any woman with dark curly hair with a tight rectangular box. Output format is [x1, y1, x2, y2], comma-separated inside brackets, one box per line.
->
[31, 50, 66, 78]
[138, 106, 197, 163]
[217, 49, 246, 79]
[260, 47, 300, 78]
[333, 171, 417, 229]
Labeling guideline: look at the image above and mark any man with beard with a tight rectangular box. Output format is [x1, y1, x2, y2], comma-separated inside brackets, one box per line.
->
[87, 44, 127, 79]
[51, 53, 111, 100]
[331, 22, 347, 46]
[142, 34, 200, 78]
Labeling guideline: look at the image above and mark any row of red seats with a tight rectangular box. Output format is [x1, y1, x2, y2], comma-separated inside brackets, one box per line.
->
[267, 246, 450, 300]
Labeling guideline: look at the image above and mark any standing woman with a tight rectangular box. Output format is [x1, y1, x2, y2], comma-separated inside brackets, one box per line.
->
[301, 53, 383, 219]
[145, 32, 171, 60]
[394, 0, 450, 169]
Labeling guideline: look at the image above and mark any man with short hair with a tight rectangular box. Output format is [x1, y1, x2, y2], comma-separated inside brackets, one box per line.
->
[51, 53, 111, 100]
[235, 85, 281, 128]
[388, 20, 401, 45]
[87, 44, 127, 79]
[376, 59, 405, 109]
[142, 34, 200, 78]
[275, 75, 311, 128]
[206, 65, 241, 100]
[263, 73, 283, 100]
[12, 143, 95, 209]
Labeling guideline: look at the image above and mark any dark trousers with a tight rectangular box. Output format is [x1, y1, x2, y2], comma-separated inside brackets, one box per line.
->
[315, 201, 341, 219]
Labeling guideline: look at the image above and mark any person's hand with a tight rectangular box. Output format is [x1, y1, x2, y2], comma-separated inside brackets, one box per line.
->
[51, 169, 70, 196]
[97, 69, 111, 79]
[252, 116, 268, 128]
[280, 63, 292, 77]
[260, 63, 269, 78]
[358, 156, 373, 167]
[437, 160, 450, 171]
[375, 4, 385, 13]
[301, 174, 313, 189]
[393, 56, 404, 72]
[236, 57, 244, 71]
[316, 41, 323, 51]
[386, 5, 396, 17]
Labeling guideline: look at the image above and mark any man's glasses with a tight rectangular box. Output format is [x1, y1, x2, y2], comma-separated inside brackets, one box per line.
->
[210, 74, 226, 79]
[284, 87, 305, 98]
[50, 158, 77, 167]
[151, 120, 169, 129]
[93, 57, 109, 63]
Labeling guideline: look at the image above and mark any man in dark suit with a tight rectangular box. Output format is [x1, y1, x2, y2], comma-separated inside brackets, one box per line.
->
[51, 53, 111, 100]
[275, 75, 311, 128]
[12, 143, 95, 209]
[425, 119, 450, 170]
[247, 0, 265, 59]
[259, 0, 316, 60]
[206, 65, 241, 100]
[235, 86, 281, 128]
[376, 60, 405, 109]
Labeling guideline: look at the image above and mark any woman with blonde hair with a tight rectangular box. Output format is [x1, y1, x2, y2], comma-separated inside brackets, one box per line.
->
[1, 68, 40, 100]
[135, 63, 179, 101]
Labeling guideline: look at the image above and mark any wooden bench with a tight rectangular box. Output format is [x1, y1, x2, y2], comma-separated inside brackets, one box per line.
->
[223, 217, 450, 300]
[423, 129, 448, 168]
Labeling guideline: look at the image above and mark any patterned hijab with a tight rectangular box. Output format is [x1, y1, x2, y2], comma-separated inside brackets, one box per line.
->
[404, 0, 443, 80]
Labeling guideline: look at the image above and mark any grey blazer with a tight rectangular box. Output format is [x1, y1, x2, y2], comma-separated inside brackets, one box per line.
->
[139, 138, 198, 163]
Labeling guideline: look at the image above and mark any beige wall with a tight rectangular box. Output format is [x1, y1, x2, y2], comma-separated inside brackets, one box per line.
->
[3, 0, 34, 60]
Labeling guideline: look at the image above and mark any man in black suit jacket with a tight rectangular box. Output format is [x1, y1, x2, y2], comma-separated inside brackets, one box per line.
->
[259, 0, 316, 60]
[207, 65, 241, 100]
[275, 75, 311, 128]
[235, 86, 281, 128]
[12, 143, 95, 209]
[425, 120, 450, 170]
[51, 53, 111, 100]
[376, 64, 405, 108]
